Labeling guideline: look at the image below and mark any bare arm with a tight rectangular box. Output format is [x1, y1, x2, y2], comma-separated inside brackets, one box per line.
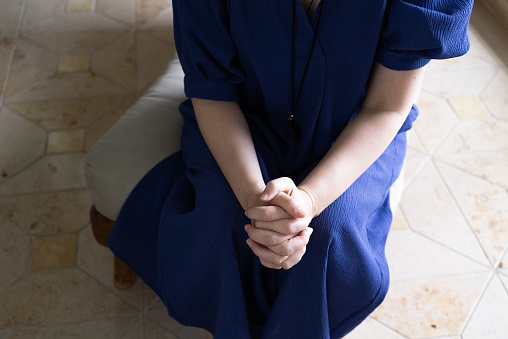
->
[192, 98, 266, 210]
[299, 62, 426, 216]
[245, 62, 426, 269]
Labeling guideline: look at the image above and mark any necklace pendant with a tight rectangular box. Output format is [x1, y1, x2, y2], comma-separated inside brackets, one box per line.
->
[287, 115, 302, 140]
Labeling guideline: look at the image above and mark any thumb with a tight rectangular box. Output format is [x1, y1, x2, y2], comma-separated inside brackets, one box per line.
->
[271, 192, 306, 218]
[260, 177, 297, 202]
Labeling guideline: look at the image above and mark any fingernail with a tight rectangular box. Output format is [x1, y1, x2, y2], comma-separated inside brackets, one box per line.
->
[309, 228, 314, 234]
[244, 225, 248, 232]
[260, 193, 268, 200]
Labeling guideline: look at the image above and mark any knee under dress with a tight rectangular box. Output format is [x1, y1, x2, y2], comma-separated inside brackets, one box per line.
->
[109, 1, 473, 338]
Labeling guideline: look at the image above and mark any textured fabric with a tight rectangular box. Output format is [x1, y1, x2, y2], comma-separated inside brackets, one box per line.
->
[109, 1, 473, 338]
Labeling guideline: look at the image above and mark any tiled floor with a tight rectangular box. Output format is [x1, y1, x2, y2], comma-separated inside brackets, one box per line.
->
[0, 0, 507, 338]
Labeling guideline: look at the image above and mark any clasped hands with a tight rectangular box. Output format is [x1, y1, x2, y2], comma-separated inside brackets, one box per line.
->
[244, 177, 317, 270]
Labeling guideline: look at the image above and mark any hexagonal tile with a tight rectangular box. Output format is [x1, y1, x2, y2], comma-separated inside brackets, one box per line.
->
[0, 190, 92, 235]
[435, 116, 508, 157]
[4, 39, 58, 100]
[77, 225, 145, 310]
[385, 230, 487, 282]
[0, 107, 46, 184]
[96, 0, 134, 26]
[7, 96, 129, 130]
[437, 162, 508, 265]
[136, 32, 176, 91]
[401, 162, 488, 264]
[422, 67, 497, 98]
[0, 215, 31, 291]
[0, 154, 87, 196]
[136, 0, 172, 25]
[481, 68, 508, 122]
[448, 96, 489, 119]
[138, 8, 174, 46]
[436, 150, 508, 189]
[372, 273, 488, 338]
[463, 275, 508, 339]
[344, 317, 405, 339]
[92, 32, 135, 90]
[31, 234, 77, 271]
[0, 268, 136, 329]
[413, 92, 458, 154]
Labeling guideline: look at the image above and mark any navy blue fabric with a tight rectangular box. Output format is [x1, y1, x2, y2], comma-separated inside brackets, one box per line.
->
[109, 1, 473, 338]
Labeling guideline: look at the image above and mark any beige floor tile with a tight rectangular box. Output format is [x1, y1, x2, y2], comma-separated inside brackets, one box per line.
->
[481, 68, 508, 122]
[24, 31, 129, 55]
[0, 0, 24, 90]
[0, 268, 136, 328]
[372, 273, 488, 338]
[96, 0, 134, 26]
[144, 317, 179, 338]
[136, 0, 172, 25]
[448, 96, 490, 119]
[58, 55, 90, 72]
[136, 33, 176, 91]
[0, 107, 46, 184]
[422, 67, 497, 99]
[146, 312, 205, 339]
[390, 208, 408, 231]
[8, 72, 129, 103]
[8, 96, 129, 130]
[91, 32, 135, 89]
[344, 317, 405, 339]
[47, 130, 85, 153]
[138, 9, 175, 46]
[31, 234, 77, 271]
[77, 226, 145, 310]
[23, 5, 126, 35]
[385, 231, 488, 282]
[437, 162, 508, 265]
[425, 53, 496, 74]
[0, 190, 91, 235]
[4, 39, 58, 99]
[84, 97, 136, 151]
[66, 0, 93, 12]
[413, 92, 458, 154]
[435, 116, 508, 157]
[120, 318, 145, 339]
[22, 0, 66, 34]
[401, 162, 488, 265]
[404, 147, 428, 185]
[0, 154, 87, 196]
[463, 275, 508, 339]
[499, 273, 508, 290]
[436, 150, 508, 189]
[406, 129, 427, 154]
[0, 215, 31, 291]
[2, 315, 139, 339]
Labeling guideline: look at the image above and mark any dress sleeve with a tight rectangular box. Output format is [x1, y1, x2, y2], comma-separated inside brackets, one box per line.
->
[377, 0, 474, 71]
[173, 0, 244, 101]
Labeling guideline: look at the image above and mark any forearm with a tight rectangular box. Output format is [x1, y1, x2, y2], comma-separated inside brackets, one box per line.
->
[299, 108, 407, 216]
[192, 98, 265, 210]
[299, 62, 426, 216]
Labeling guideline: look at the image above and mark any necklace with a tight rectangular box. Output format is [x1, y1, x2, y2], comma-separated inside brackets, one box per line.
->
[288, 0, 324, 140]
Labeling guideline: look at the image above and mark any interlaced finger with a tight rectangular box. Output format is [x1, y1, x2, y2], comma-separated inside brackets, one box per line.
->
[245, 205, 291, 222]
[244, 224, 293, 246]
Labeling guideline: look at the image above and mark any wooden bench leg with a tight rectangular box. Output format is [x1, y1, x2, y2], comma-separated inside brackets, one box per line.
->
[90, 205, 137, 290]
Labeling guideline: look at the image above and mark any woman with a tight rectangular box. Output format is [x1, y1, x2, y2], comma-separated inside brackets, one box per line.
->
[109, 0, 473, 337]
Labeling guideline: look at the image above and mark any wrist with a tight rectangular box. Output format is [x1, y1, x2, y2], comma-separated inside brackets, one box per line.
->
[297, 185, 319, 218]
[242, 180, 266, 210]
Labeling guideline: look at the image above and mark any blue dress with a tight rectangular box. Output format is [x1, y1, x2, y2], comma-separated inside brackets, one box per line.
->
[109, 1, 473, 338]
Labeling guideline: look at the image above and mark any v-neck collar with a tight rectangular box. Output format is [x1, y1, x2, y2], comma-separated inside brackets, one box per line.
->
[297, 0, 323, 33]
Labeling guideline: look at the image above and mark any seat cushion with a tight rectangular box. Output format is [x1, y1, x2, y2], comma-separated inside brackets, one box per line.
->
[85, 55, 187, 221]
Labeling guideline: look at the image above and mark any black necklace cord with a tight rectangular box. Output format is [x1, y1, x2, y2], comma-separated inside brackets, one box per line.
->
[288, 0, 324, 140]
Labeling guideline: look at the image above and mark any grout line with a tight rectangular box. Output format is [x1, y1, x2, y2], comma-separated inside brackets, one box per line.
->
[458, 270, 495, 336]
[432, 160, 495, 270]
[0, 0, 30, 107]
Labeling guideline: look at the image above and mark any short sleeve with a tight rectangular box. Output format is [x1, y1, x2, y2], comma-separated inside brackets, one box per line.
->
[173, 0, 244, 101]
[377, 0, 474, 71]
